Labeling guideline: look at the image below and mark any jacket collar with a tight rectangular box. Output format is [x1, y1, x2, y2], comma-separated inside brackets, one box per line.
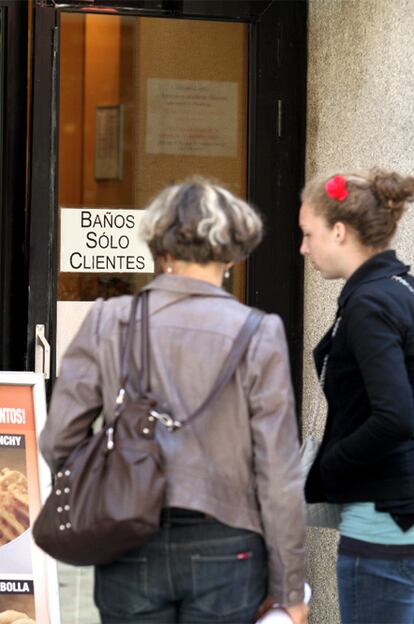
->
[142, 273, 235, 299]
[338, 249, 410, 308]
[120, 275, 235, 324]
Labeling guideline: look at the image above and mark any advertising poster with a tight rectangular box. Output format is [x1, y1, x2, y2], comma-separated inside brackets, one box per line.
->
[0, 373, 60, 624]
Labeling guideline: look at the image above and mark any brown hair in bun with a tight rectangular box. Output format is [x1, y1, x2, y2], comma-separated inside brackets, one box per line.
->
[302, 168, 414, 249]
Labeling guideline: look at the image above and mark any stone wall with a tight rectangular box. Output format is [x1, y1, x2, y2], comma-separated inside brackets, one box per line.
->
[305, 1, 414, 622]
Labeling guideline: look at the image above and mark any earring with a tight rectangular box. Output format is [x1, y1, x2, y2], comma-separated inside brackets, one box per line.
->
[224, 269, 230, 279]
[166, 266, 173, 274]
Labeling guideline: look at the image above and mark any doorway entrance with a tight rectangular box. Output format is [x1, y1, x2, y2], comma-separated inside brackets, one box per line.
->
[28, 0, 307, 396]
[27, 2, 306, 618]
[56, 12, 249, 371]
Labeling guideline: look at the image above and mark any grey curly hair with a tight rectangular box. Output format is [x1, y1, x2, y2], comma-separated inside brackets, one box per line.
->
[139, 178, 263, 263]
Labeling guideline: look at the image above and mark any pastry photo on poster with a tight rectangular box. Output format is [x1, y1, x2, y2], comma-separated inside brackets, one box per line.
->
[0, 578, 35, 623]
[0, 405, 35, 623]
[0, 438, 31, 575]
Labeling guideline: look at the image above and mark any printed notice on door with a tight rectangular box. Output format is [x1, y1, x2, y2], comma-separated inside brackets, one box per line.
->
[0, 373, 60, 624]
[60, 208, 154, 273]
[146, 78, 238, 157]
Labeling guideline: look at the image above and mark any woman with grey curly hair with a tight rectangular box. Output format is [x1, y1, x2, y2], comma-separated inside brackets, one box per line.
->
[41, 178, 307, 624]
[300, 168, 414, 624]
[139, 178, 263, 266]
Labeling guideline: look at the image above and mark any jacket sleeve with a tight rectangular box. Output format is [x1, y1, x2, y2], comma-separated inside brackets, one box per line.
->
[247, 314, 305, 606]
[39, 299, 105, 472]
[322, 292, 414, 477]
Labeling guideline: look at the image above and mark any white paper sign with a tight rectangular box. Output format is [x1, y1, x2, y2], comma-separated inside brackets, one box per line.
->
[146, 78, 238, 157]
[60, 208, 154, 273]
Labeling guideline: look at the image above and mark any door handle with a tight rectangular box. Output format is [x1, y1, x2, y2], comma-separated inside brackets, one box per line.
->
[35, 324, 51, 379]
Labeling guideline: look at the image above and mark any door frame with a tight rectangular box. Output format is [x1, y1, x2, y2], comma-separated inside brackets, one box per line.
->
[27, 0, 307, 405]
[0, 1, 29, 370]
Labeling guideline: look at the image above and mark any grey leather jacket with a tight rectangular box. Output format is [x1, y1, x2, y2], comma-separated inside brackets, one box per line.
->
[40, 274, 305, 605]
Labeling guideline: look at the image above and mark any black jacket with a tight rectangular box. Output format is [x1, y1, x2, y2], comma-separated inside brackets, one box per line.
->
[305, 250, 414, 514]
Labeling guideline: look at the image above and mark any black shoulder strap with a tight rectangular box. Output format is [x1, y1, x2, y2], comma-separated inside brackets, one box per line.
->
[187, 308, 265, 424]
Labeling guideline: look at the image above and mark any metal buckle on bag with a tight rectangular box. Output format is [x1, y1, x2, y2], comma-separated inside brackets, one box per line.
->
[149, 409, 182, 432]
[106, 426, 114, 450]
[115, 388, 126, 407]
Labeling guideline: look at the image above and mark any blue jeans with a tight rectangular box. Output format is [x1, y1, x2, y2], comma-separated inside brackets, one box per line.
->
[337, 553, 414, 623]
[94, 509, 267, 623]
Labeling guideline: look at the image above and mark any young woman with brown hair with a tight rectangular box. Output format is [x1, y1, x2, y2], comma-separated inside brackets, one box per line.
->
[299, 169, 414, 623]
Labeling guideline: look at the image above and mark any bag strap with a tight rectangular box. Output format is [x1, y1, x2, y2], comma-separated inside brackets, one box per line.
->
[391, 275, 414, 295]
[114, 291, 147, 417]
[121, 290, 151, 393]
[139, 290, 151, 394]
[186, 308, 265, 425]
[116, 292, 264, 429]
[308, 315, 341, 438]
[120, 292, 140, 389]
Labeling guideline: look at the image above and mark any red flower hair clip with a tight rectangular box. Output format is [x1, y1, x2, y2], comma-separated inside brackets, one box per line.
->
[325, 175, 348, 201]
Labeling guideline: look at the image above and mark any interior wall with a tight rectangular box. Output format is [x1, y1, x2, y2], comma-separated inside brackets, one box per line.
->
[133, 17, 247, 300]
[59, 14, 136, 210]
[58, 14, 247, 302]
[134, 17, 248, 207]
[305, 2, 414, 623]
[84, 14, 123, 207]
[58, 14, 137, 301]
[58, 14, 84, 207]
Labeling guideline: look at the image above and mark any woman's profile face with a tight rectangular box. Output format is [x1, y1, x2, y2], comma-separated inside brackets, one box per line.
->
[299, 201, 342, 279]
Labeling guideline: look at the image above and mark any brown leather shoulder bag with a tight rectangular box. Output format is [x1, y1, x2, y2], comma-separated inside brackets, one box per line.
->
[32, 291, 264, 566]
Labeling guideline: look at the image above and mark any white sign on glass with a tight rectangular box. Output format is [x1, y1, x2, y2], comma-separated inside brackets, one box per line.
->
[60, 208, 154, 273]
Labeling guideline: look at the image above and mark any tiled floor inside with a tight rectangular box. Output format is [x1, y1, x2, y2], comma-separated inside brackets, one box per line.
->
[57, 563, 100, 624]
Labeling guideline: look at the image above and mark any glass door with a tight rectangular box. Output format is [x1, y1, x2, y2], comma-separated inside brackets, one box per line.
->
[56, 11, 248, 622]
[56, 12, 248, 372]
[28, 1, 307, 401]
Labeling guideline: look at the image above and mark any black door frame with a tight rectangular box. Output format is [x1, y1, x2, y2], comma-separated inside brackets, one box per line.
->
[0, 1, 28, 371]
[27, 0, 307, 405]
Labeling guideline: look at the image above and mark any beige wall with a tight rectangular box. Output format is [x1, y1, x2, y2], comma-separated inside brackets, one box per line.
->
[305, 1, 414, 622]
[134, 17, 248, 206]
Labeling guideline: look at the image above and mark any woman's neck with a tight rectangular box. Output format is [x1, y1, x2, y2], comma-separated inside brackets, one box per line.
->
[162, 259, 226, 287]
[342, 247, 387, 280]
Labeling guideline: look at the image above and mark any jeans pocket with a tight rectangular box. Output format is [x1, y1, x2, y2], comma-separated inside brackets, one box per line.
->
[191, 537, 266, 617]
[398, 559, 414, 583]
[94, 555, 150, 617]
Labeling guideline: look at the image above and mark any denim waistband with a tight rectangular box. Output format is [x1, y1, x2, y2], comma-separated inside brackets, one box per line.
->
[339, 535, 414, 559]
[160, 507, 214, 525]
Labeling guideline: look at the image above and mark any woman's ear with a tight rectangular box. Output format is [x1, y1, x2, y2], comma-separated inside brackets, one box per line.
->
[333, 221, 347, 244]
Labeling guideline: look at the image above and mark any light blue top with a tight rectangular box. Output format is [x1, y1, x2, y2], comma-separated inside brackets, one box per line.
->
[340, 502, 414, 544]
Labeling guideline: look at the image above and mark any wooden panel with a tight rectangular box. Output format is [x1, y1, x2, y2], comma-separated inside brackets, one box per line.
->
[58, 14, 84, 206]
[83, 14, 121, 206]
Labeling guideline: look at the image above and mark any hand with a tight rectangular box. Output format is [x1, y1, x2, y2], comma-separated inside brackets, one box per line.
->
[285, 602, 309, 624]
[255, 597, 308, 624]
[255, 596, 275, 621]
